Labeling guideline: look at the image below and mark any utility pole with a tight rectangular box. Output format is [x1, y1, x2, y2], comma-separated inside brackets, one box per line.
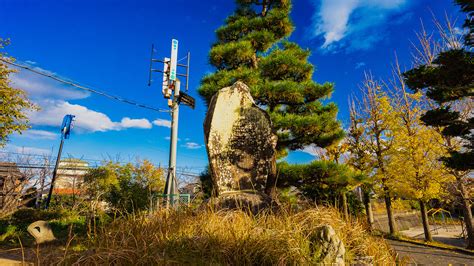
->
[44, 114, 75, 209]
[148, 39, 194, 208]
[164, 79, 180, 205]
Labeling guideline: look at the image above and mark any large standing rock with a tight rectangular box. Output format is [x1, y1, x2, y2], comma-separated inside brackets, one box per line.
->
[204, 82, 277, 210]
[27, 220, 56, 244]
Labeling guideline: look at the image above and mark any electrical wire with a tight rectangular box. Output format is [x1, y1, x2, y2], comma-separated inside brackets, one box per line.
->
[0, 151, 203, 174]
[1, 163, 200, 177]
[0, 58, 169, 113]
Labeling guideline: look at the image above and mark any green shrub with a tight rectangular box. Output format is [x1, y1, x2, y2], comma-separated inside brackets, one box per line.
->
[0, 225, 18, 242]
[49, 194, 88, 211]
[11, 208, 62, 226]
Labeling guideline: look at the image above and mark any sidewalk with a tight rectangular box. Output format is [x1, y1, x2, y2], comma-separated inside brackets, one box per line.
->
[388, 239, 474, 265]
[400, 225, 467, 248]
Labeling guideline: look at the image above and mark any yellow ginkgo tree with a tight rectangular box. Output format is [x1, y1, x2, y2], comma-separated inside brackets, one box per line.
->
[388, 62, 454, 242]
[352, 73, 399, 235]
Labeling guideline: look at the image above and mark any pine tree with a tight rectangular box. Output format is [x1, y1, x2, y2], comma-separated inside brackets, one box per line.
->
[403, 50, 473, 170]
[403, 2, 473, 171]
[277, 159, 356, 209]
[456, 0, 473, 46]
[199, 0, 344, 160]
[301, 141, 357, 219]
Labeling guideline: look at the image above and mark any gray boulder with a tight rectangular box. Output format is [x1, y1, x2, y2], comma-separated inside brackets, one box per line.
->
[27, 220, 56, 244]
[311, 224, 346, 265]
[204, 81, 277, 195]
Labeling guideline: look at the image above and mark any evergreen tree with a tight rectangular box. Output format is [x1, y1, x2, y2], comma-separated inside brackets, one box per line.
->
[198, 0, 344, 160]
[277, 160, 356, 208]
[403, 2, 473, 171]
[456, 0, 473, 46]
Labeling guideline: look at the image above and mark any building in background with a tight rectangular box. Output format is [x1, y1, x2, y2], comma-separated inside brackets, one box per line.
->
[0, 162, 25, 211]
[53, 159, 88, 196]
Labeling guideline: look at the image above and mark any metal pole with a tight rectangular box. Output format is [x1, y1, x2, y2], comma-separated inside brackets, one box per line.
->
[164, 79, 180, 207]
[44, 138, 64, 209]
[186, 52, 190, 91]
[35, 164, 46, 209]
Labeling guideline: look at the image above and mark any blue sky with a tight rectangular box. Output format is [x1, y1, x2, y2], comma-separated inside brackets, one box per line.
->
[0, 0, 464, 173]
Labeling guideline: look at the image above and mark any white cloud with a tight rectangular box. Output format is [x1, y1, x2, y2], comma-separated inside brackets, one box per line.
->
[310, 0, 408, 51]
[28, 100, 153, 132]
[5, 144, 52, 155]
[10, 69, 90, 100]
[15, 129, 58, 140]
[120, 117, 152, 129]
[300, 144, 321, 157]
[9, 61, 154, 134]
[153, 119, 172, 128]
[182, 142, 203, 149]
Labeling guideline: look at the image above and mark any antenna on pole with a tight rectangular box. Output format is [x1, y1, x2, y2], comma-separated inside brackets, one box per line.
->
[148, 44, 155, 87]
[148, 39, 195, 208]
[185, 52, 190, 91]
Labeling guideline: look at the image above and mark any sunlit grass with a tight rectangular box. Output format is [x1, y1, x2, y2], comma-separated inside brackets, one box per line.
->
[39, 205, 394, 265]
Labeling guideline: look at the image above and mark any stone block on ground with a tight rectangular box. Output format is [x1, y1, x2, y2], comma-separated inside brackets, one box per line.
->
[27, 220, 56, 244]
[310, 224, 346, 265]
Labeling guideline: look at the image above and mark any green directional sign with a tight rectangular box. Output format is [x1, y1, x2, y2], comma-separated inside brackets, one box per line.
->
[169, 39, 178, 81]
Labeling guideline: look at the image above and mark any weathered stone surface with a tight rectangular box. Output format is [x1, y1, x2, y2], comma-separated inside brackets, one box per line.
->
[310, 224, 345, 265]
[27, 220, 56, 244]
[207, 191, 274, 214]
[204, 81, 277, 196]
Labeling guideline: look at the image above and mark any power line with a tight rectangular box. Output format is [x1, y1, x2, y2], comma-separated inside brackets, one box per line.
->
[0, 151, 204, 172]
[0, 58, 169, 113]
[3, 163, 200, 177]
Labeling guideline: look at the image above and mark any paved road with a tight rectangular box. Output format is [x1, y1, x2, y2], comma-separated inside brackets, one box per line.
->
[387, 239, 474, 265]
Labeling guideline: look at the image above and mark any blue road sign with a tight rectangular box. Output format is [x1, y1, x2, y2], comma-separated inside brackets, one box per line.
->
[60, 114, 75, 139]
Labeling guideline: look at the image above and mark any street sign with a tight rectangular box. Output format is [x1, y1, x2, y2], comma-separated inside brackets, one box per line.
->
[60, 114, 75, 139]
[178, 91, 196, 109]
[169, 39, 178, 81]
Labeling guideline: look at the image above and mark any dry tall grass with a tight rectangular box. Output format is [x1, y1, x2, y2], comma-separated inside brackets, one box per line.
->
[41, 206, 394, 265]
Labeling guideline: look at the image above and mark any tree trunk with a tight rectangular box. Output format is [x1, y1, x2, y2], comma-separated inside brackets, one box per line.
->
[341, 192, 349, 220]
[384, 193, 397, 235]
[459, 182, 474, 249]
[419, 200, 432, 242]
[363, 191, 374, 230]
[261, 0, 268, 16]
